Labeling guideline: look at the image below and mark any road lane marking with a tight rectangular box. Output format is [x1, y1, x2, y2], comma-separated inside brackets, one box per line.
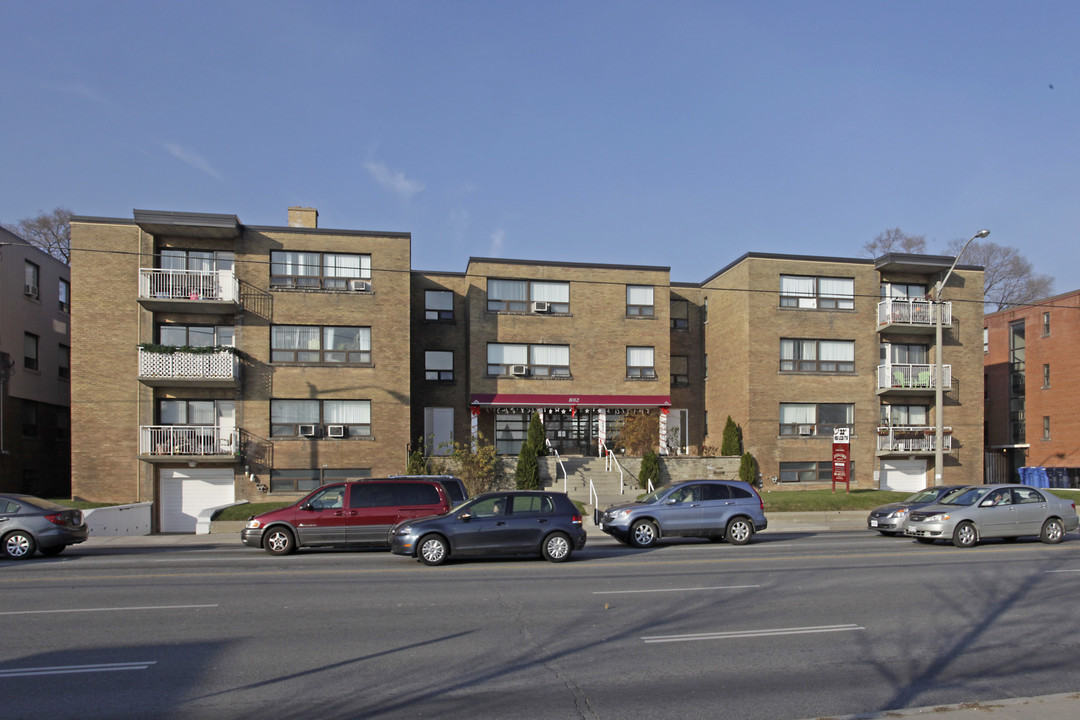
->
[0, 661, 156, 678]
[0, 604, 217, 616]
[1045, 569, 1080, 573]
[594, 585, 759, 595]
[642, 624, 865, 643]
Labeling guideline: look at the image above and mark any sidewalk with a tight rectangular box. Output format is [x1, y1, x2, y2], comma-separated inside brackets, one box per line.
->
[801, 692, 1080, 719]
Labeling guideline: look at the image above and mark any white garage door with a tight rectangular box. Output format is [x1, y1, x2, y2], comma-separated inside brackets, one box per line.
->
[879, 460, 927, 492]
[160, 468, 235, 533]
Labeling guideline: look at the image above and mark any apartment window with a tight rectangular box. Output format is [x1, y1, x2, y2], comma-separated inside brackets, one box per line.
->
[269, 467, 371, 493]
[1043, 312, 1051, 336]
[780, 461, 855, 483]
[671, 355, 689, 387]
[487, 279, 570, 313]
[159, 325, 234, 347]
[425, 351, 454, 381]
[271, 326, 371, 364]
[270, 251, 370, 290]
[271, 400, 371, 437]
[59, 278, 70, 313]
[626, 285, 654, 317]
[24, 333, 39, 371]
[704, 353, 708, 380]
[59, 344, 70, 379]
[983, 327, 989, 353]
[880, 404, 928, 426]
[159, 400, 219, 426]
[882, 343, 928, 365]
[1043, 364, 1050, 388]
[25, 261, 40, 298]
[779, 403, 853, 436]
[781, 339, 855, 373]
[161, 249, 234, 272]
[703, 296, 708, 323]
[1043, 416, 1051, 440]
[22, 401, 38, 437]
[627, 346, 656, 379]
[425, 290, 454, 321]
[487, 343, 570, 377]
[881, 282, 926, 299]
[780, 275, 854, 310]
[56, 409, 70, 441]
[671, 298, 689, 329]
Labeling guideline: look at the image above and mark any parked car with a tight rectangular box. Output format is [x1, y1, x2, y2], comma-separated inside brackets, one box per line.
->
[241, 479, 451, 555]
[903, 484, 1080, 547]
[0, 494, 88, 560]
[598, 480, 767, 548]
[390, 491, 586, 566]
[866, 485, 968, 536]
[387, 475, 469, 505]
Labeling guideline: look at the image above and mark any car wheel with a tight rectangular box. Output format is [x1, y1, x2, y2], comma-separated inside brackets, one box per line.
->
[916, 537, 936, 545]
[2, 531, 37, 560]
[542, 532, 572, 562]
[726, 518, 754, 546]
[629, 520, 659, 548]
[264, 527, 296, 556]
[1040, 518, 1065, 545]
[39, 545, 66, 557]
[418, 534, 449, 566]
[952, 522, 977, 548]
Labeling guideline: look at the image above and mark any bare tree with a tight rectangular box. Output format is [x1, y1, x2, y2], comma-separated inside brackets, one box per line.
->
[3, 207, 72, 264]
[863, 227, 927, 257]
[943, 238, 1054, 311]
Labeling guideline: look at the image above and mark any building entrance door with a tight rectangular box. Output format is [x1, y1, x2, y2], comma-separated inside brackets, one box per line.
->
[544, 411, 598, 456]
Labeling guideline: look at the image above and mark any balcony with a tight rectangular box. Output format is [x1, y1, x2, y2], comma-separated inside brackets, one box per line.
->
[876, 426, 952, 455]
[877, 364, 951, 394]
[140, 425, 239, 463]
[138, 348, 240, 387]
[138, 268, 239, 313]
[877, 298, 951, 334]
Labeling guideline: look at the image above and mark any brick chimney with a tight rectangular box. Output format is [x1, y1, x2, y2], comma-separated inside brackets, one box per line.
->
[288, 206, 319, 228]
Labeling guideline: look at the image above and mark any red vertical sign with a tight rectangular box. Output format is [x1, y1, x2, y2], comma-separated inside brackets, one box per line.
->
[832, 427, 850, 492]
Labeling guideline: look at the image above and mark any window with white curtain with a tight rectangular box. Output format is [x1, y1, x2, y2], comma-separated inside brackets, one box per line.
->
[627, 346, 656, 378]
[626, 285, 655, 316]
[487, 343, 570, 376]
[270, 251, 370, 289]
[425, 350, 454, 381]
[488, 279, 570, 313]
[880, 404, 928, 427]
[159, 400, 219, 425]
[272, 326, 370, 363]
[880, 343, 928, 365]
[780, 275, 854, 309]
[271, 400, 371, 437]
[425, 290, 454, 320]
[781, 339, 855, 373]
[671, 298, 689, 329]
[779, 403, 853, 436]
[488, 343, 528, 374]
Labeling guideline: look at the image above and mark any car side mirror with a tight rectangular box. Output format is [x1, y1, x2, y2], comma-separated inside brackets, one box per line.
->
[458, 512, 473, 522]
[665, 498, 678, 505]
[299, 502, 313, 511]
[980, 500, 995, 507]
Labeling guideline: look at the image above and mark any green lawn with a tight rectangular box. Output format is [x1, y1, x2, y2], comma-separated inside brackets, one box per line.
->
[213, 502, 290, 521]
[758, 487, 1080, 512]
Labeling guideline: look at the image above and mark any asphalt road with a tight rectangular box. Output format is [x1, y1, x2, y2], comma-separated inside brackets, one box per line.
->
[3, 530, 1080, 720]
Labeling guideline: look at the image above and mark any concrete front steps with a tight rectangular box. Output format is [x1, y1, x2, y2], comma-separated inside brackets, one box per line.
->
[541, 455, 641, 518]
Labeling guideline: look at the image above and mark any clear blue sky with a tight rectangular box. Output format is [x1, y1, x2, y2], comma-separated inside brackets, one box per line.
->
[2, 1, 1076, 288]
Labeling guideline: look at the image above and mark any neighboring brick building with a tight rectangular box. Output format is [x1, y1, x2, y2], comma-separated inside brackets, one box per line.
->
[0, 227, 71, 496]
[984, 289, 1080, 485]
[70, 208, 985, 531]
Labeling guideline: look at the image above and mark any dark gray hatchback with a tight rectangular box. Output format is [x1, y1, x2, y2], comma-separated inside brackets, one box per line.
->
[599, 480, 768, 547]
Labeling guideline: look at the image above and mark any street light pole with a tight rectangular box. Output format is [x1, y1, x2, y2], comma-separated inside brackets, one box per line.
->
[933, 228, 990, 485]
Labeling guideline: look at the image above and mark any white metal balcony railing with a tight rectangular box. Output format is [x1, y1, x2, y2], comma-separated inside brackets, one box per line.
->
[877, 363, 951, 391]
[139, 268, 238, 302]
[877, 298, 951, 327]
[876, 426, 952, 453]
[138, 348, 239, 381]
[140, 426, 237, 456]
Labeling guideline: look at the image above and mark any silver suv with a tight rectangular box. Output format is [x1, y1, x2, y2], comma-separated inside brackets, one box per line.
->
[599, 480, 768, 547]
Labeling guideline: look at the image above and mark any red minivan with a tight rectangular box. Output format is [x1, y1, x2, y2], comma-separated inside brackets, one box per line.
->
[241, 479, 451, 555]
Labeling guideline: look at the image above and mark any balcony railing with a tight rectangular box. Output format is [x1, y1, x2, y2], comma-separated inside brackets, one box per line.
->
[877, 363, 951, 391]
[138, 348, 239, 383]
[140, 426, 237, 457]
[139, 268, 238, 302]
[877, 298, 951, 328]
[876, 426, 952, 453]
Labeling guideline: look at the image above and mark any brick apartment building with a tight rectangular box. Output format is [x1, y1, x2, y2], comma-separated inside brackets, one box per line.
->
[0, 226, 71, 496]
[70, 208, 985, 531]
[984, 289, 1080, 485]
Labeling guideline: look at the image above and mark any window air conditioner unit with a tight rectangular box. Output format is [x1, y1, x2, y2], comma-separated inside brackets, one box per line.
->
[349, 279, 369, 291]
[327, 424, 347, 438]
[509, 364, 529, 376]
[797, 424, 814, 436]
[297, 424, 317, 437]
[531, 301, 550, 313]
[25, 284, 38, 296]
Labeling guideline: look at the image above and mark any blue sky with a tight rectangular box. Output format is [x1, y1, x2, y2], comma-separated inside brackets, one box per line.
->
[2, 1, 1076, 287]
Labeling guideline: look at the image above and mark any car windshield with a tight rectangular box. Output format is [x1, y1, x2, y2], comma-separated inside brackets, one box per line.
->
[941, 487, 991, 507]
[635, 486, 670, 504]
[905, 489, 942, 503]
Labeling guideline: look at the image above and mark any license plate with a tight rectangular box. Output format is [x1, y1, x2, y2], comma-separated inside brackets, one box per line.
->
[599, 522, 605, 530]
[870, 520, 878, 527]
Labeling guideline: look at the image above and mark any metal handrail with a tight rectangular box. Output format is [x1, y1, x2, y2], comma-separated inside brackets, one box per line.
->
[598, 441, 627, 494]
[546, 440, 568, 493]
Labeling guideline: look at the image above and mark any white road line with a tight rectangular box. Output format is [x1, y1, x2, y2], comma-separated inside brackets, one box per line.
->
[0, 604, 217, 616]
[1046, 569, 1080, 573]
[642, 624, 865, 644]
[594, 585, 760, 595]
[0, 661, 156, 678]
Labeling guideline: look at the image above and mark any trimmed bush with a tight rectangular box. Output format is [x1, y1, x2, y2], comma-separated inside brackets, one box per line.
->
[721, 416, 742, 456]
[738, 452, 758, 486]
[639, 450, 661, 490]
[514, 437, 541, 490]
[527, 412, 547, 456]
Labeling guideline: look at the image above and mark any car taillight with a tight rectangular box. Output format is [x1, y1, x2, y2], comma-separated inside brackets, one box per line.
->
[571, 513, 582, 525]
[44, 512, 66, 526]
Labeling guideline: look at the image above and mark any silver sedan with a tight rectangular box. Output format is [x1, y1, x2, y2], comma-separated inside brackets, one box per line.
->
[903, 484, 1079, 547]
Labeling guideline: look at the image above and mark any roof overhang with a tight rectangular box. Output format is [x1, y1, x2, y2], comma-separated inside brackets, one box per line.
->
[471, 394, 671, 408]
[133, 210, 242, 239]
[874, 252, 981, 276]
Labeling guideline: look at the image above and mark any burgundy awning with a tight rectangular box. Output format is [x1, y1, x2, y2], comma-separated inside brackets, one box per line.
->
[470, 393, 670, 408]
